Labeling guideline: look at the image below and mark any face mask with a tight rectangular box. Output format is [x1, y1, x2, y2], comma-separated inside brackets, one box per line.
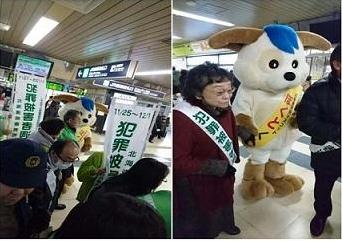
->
[56, 161, 72, 170]
[49, 152, 73, 170]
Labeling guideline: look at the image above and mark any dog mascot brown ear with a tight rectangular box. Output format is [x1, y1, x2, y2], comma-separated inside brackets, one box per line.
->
[208, 27, 263, 51]
[208, 27, 331, 52]
[53, 94, 80, 104]
[95, 103, 109, 114]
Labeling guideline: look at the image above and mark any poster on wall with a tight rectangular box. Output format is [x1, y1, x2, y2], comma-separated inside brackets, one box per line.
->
[103, 100, 158, 175]
[11, 72, 47, 138]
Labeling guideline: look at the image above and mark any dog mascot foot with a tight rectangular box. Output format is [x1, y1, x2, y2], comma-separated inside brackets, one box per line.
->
[81, 137, 92, 152]
[265, 160, 304, 196]
[241, 160, 274, 200]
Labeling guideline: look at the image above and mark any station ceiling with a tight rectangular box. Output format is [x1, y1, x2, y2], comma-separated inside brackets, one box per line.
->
[0, 0, 171, 88]
[173, 0, 340, 44]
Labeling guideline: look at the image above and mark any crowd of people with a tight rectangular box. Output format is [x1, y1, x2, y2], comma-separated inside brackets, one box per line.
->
[1, 105, 171, 238]
[0, 43, 340, 238]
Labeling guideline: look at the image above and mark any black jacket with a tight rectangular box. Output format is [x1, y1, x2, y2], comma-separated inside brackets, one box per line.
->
[297, 73, 341, 171]
[14, 186, 51, 238]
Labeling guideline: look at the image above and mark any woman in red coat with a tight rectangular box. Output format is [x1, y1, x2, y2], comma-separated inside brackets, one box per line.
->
[173, 63, 241, 238]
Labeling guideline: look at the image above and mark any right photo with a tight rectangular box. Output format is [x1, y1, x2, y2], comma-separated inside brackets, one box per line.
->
[172, 0, 341, 239]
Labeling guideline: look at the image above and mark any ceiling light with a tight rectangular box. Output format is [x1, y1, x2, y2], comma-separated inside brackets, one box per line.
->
[23, 17, 59, 46]
[135, 70, 171, 76]
[172, 9, 234, 27]
[172, 35, 182, 40]
[0, 23, 10, 31]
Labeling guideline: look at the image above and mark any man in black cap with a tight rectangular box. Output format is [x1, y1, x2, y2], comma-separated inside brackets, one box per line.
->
[0, 138, 48, 238]
[297, 44, 341, 237]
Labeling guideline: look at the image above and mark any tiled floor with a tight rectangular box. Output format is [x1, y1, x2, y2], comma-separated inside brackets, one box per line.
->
[216, 134, 341, 239]
[217, 160, 341, 239]
[51, 131, 341, 239]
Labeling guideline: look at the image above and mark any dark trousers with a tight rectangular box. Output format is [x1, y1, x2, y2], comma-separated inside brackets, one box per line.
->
[149, 133, 156, 142]
[55, 165, 74, 204]
[313, 169, 340, 218]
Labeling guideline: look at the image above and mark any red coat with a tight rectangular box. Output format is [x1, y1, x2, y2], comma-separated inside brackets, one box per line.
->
[173, 104, 240, 217]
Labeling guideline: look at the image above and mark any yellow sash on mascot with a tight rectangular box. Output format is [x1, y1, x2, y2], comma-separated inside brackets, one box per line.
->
[255, 86, 302, 147]
[76, 125, 91, 147]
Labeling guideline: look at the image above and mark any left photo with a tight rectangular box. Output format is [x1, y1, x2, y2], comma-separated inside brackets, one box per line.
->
[0, 0, 171, 238]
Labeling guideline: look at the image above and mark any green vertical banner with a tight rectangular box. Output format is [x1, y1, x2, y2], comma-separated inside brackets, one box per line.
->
[11, 72, 47, 138]
[103, 100, 158, 175]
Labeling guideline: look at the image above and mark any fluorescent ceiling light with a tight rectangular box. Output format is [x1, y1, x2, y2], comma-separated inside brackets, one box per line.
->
[135, 70, 171, 76]
[173, 9, 234, 27]
[0, 23, 10, 31]
[172, 35, 182, 39]
[23, 17, 59, 46]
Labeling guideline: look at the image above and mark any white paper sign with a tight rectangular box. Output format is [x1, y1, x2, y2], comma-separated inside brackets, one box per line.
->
[103, 100, 156, 174]
[11, 72, 47, 138]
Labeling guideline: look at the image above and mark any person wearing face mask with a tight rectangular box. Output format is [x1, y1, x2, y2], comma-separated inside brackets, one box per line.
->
[0, 139, 48, 238]
[43, 140, 80, 212]
[25, 118, 69, 236]
[49, 140, 80, 212]
[23, 140, 80, 238]
[28, 120, 73, 209]
[173, 62, 241, 238]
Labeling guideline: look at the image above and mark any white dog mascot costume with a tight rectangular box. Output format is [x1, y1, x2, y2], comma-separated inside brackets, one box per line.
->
[208, 24, 331, 200]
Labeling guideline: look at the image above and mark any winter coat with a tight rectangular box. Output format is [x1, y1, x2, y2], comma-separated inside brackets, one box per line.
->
[297, 73, 341, 171]
[76, 152, 104, 202]
[28, 129, 59, 207]
[27, 129, 60, 234]
[29, 128, 54, 152]
[173, 100, 240, 230]
[29, 129, 65, 215]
